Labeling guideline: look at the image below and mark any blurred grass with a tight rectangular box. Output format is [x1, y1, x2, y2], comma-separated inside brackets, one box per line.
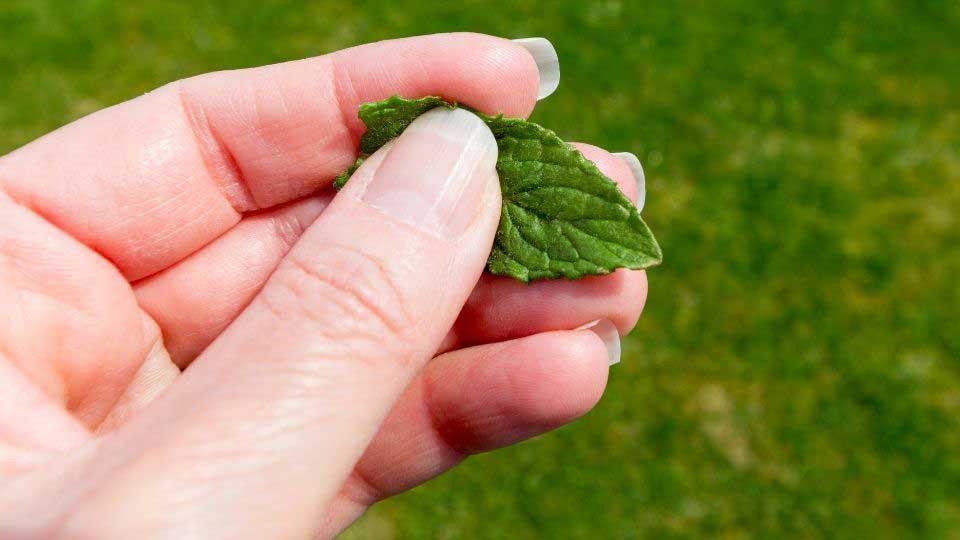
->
[2, 1, 959, 538]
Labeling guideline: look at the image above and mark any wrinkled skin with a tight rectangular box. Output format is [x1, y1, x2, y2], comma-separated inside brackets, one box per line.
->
[0, 33, 647, 539]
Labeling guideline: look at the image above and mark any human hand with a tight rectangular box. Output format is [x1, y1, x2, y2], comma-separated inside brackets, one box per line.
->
[0, 33, 647, 539]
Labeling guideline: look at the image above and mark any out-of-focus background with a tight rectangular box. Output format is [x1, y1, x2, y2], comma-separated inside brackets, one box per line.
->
[2, 1, 958, 538]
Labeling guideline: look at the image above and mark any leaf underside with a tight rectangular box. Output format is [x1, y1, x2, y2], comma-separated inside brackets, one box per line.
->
[336, 95, 662, 282]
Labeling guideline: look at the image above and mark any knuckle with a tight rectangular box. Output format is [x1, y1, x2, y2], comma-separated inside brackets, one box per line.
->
[260, 244, 417, 359]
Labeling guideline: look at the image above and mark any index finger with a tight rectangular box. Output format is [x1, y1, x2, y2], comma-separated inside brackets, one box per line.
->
[0, 33, 545, 280]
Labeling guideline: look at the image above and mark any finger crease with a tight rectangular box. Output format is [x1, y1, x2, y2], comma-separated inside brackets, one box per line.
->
[176, 81, 257, 213]
[286, 252, 410, 337]
[329, 54, 363, 149]
[421, 375, 470, 459]
[345, 467, 384, 507]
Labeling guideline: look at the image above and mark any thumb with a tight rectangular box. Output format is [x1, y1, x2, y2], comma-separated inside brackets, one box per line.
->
[66, 109, 501, 539]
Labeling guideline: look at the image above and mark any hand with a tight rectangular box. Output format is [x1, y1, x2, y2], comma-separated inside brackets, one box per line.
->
[0, 33, 647, 539]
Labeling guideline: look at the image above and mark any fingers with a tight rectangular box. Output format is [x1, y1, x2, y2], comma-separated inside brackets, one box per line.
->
[133, 194, 332, 366]
[454, 268, 647, 347]
[319, 328, 615, 537]
[0, 32, 541, 280]
[135, 142, 648, 366]
[572, 142, 641, 203]
[59, 109, 502, 539]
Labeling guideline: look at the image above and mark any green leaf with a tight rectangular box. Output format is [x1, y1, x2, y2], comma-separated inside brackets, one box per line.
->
[337, 96, 662, 282]
[358, 95, 454, 153]
[333, 156, 365, 190]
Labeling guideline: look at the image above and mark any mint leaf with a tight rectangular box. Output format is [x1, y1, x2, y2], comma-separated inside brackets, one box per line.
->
[358, 96, 454, 153]
[333, 156, 365, 190]
[337, 96, 662, 282]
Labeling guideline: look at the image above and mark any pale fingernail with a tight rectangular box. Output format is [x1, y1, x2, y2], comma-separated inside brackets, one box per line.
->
[613, 152, 646, 213]
[512, 37, 560, 100]
[362, 108, 498, 238]
[575, 319, 621, 366]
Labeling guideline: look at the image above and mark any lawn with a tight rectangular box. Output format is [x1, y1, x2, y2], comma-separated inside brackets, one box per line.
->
[2, 1, 958, 538]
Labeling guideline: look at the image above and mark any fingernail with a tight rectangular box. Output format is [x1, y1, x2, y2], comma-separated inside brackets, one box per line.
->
[512, 37, 560, 100]
[575, 319, 621, 366]
[362, 108, 498, 238]
[613, 152, 646, 213]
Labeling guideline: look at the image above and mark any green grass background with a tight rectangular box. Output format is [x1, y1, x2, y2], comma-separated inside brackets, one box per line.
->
[2, 1, 958, 538]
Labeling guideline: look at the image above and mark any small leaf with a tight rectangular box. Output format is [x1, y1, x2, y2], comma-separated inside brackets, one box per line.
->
[336, 96, 662, 282]
[358, 96, 453, 153]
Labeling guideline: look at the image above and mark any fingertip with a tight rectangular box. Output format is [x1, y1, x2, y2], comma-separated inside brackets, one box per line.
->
[575, 318, 622, 366]
[617, 269, 649, 334]
[342, 32, 541, 119]
[556, 268, 648, 337]
[612, 152, 646, 212]
[521, 331, 611, 422]
[511, 37, 560, 101]
[456, 33, 541, 116]
[570, 142, 639, 203]
[455, 331, 611, 442]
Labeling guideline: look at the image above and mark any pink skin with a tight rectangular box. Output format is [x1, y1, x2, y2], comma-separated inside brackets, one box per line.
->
[135, 144, 643, 367]
[0, 33, 648, 539]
